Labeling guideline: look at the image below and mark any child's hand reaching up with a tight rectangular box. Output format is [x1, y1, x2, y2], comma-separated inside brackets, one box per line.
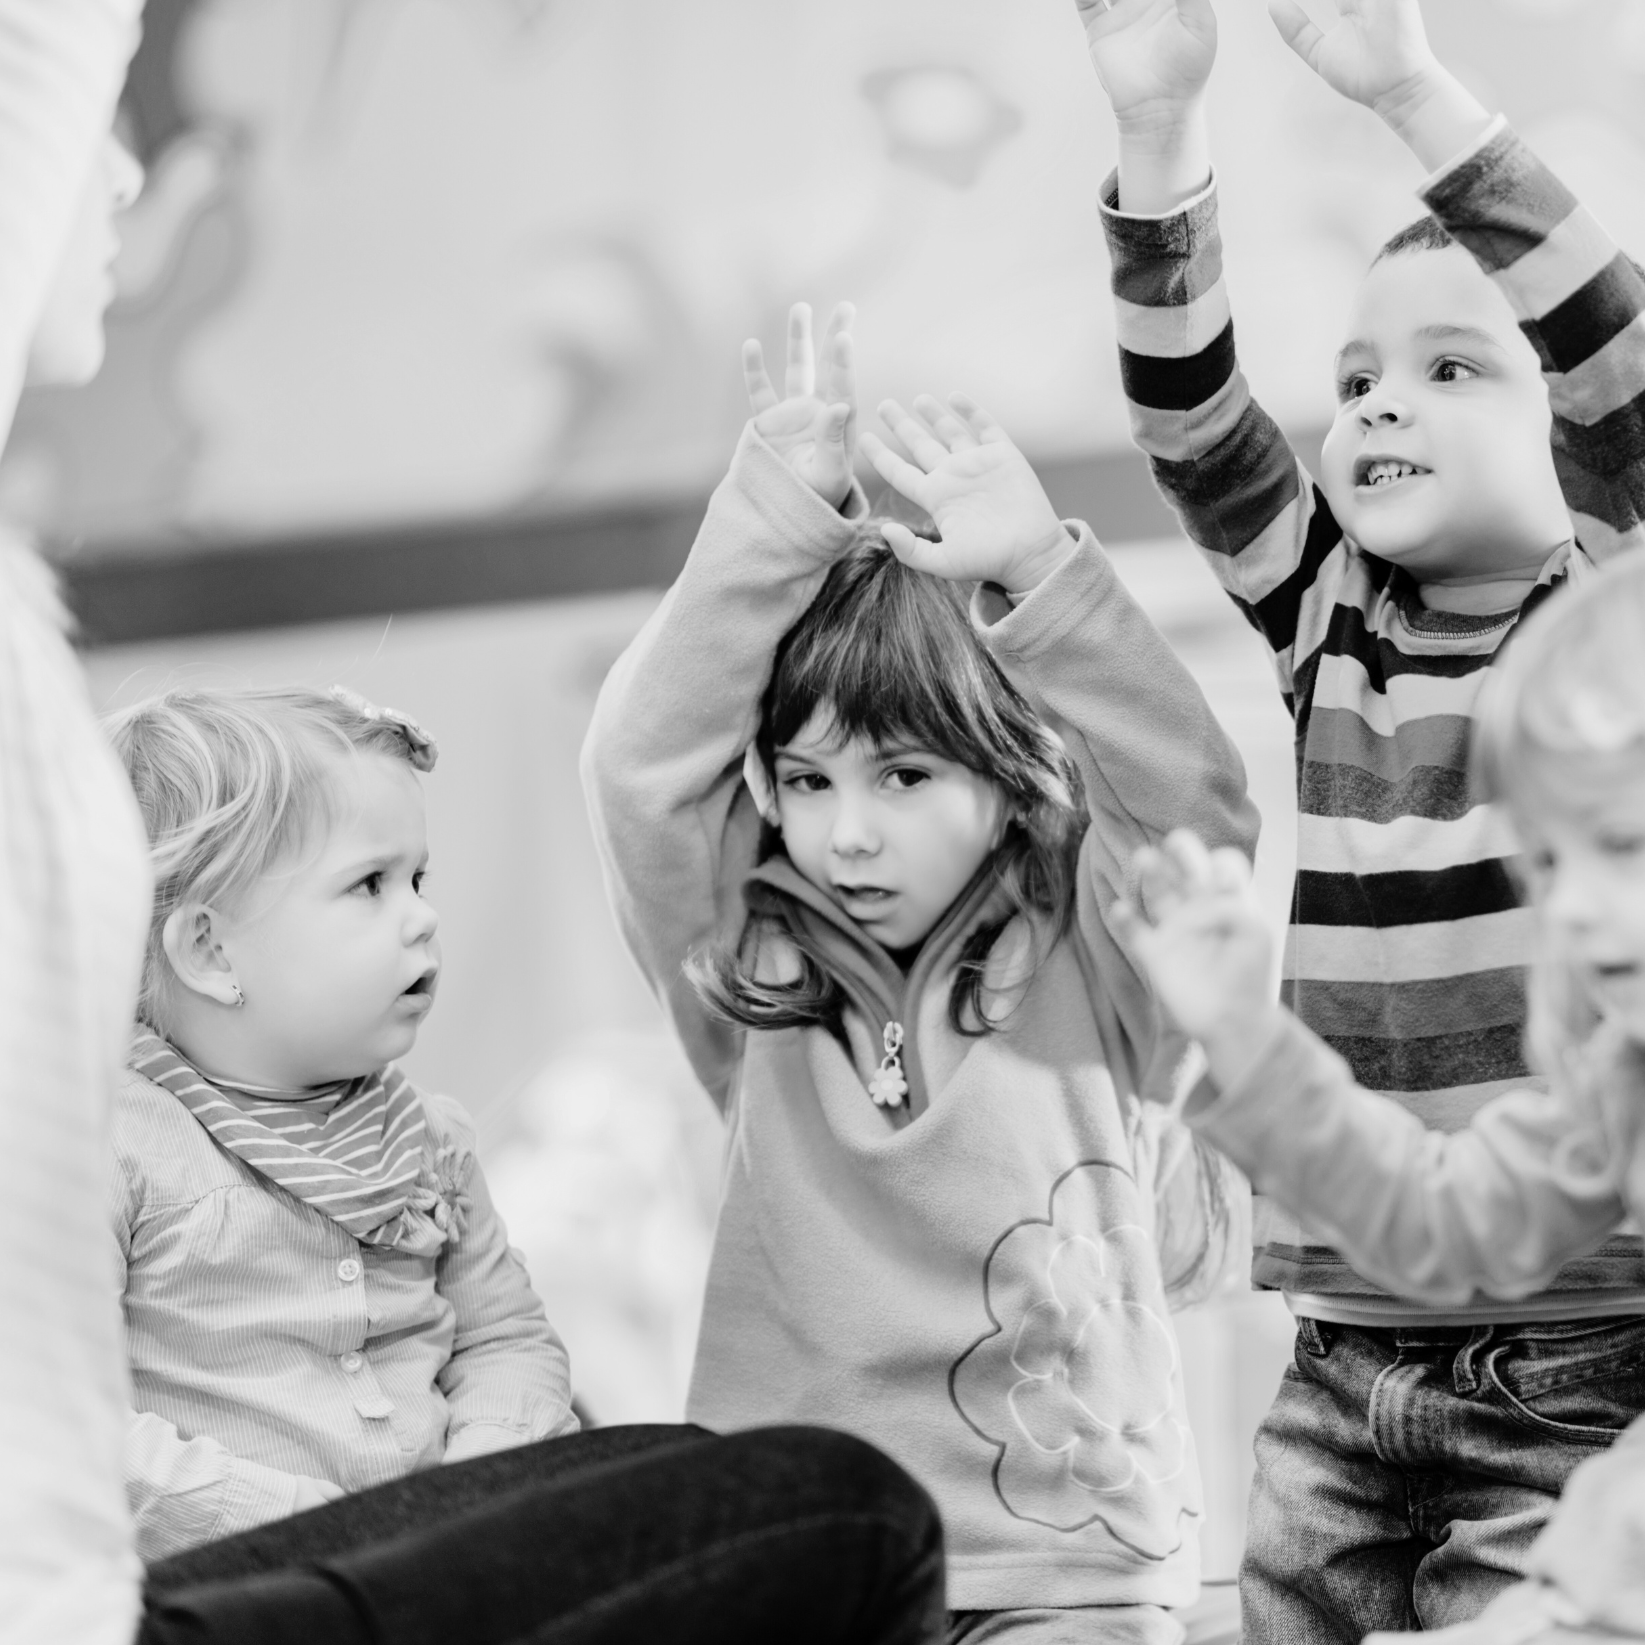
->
[1268, 0, 1493, 170]
[1114, 830, 1284, 1090]
[743, 301, 857, 509]
[1073, 0, 1216, 214]
[857, 394, 1074, 597]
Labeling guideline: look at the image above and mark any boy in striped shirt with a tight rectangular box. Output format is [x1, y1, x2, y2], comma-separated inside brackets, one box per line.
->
[1075, 0, 1645, 1637]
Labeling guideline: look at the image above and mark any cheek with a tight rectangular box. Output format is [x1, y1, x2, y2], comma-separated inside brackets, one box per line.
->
[1319, 416, 1359, 511]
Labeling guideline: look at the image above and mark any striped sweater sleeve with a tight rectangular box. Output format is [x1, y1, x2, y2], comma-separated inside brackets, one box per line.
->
[1422, 117, 1645, 561]
[1098, 173, 1347, 718]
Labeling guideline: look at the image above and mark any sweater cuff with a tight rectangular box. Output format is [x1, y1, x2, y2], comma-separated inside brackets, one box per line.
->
[724, 423, 870, 567]
[970, 524, 1111, 661]
[1418, 111, 1510, 199]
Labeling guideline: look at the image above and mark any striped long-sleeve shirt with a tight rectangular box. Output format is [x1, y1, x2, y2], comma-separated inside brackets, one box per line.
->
[1100, 119, 1645, 1320]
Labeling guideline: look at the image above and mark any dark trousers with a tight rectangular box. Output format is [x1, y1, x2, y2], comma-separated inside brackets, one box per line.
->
[141, 1423, 946, 1644]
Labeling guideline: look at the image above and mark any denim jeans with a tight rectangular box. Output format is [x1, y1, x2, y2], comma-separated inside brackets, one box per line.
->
[140, 1424, 946, 1645]
[1241, 1314, 1645, 1645]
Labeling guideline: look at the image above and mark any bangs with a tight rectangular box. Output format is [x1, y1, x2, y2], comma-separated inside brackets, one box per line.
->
[758, 537, 1046, 794]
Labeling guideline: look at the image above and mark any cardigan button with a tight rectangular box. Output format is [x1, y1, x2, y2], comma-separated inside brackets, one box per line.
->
[340, 1351, 364, 1374]
[337, 1257, 362, 1283]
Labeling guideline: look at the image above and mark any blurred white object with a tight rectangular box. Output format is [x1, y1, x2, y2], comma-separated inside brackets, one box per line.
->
[484, 1028, 724, 1424]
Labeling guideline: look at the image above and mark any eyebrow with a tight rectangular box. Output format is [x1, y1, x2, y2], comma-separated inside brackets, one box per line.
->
[1334, 322, 1506, 370]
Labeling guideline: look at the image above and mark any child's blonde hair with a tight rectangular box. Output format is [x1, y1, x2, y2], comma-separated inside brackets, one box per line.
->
[107, 687, 436, 1029]
[1476, 557, 1645, 1180]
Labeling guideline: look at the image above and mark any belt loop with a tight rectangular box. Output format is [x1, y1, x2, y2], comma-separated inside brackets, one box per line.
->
[1454, 1325, 1494, 1394]
[1296, 1316, 1332, 1358]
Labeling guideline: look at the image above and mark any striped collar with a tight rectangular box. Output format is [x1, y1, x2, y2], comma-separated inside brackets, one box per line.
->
[129, 1029, 458, 1254]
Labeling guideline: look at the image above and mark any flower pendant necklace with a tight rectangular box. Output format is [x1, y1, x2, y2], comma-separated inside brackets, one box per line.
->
[867, 1019, 908, 1108]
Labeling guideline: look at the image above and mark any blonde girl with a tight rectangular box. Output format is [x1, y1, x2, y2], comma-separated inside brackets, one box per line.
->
[117, 685, 943, 1645]
[584, 303, 1259, 1645]
[1121, 555, 1645, 1639]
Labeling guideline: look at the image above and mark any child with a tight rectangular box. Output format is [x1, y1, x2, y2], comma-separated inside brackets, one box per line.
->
[582, 301, 1259, 1643]
[113, 685, 947, 1645]
[1115, 552, 1645, 1639]
[1074, 0, 1645, 1632]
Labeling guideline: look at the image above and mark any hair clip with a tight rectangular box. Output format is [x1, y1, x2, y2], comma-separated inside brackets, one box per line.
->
[329, 686, 439, 772]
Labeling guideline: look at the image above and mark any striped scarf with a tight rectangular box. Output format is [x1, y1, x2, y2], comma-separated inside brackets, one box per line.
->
[130, 1029, 458, 1255]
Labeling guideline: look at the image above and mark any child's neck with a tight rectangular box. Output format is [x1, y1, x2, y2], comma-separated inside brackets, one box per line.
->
[1416, 553, 1561, 616]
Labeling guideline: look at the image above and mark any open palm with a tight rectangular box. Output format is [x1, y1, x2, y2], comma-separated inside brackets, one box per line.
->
[1077, 0, 1216, 122]
[1116, 833, 1274, 1041]
[743, 301, 857, 507]
[858, 395, 1070, 593]
[1268, 0, 1435, 111]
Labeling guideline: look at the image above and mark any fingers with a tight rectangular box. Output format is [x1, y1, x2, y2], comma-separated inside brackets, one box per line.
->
[879, 521, 946, 576]
[858, 430, 931, 509]
[876, 398, 949, 472]
[948, 391, 1010, 446]
[1267, 0, 1324, 65]
[821, 401, 853, 462]
[742, 339, 778, 416]
[784, 302, 815, 400]
[820, 302, 857, 408]
[913, 393, 977, 453]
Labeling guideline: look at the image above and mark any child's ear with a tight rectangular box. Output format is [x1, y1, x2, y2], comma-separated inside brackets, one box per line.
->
[742, 745, 781, 828]
[161, 904, 244, 1008]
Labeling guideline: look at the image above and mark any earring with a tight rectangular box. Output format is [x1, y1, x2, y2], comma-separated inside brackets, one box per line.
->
[229, 984, 244, 1008]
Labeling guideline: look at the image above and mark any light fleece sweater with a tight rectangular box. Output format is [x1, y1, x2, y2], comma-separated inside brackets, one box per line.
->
[582, 427, 1260, 1611]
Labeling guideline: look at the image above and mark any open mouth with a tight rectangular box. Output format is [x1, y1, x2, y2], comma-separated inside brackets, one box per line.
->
[1354, 456, 1429, 488]
[834, 884, 896, 908]
[402, 970, 438, 1000]
[1592, 961, 1641, 982]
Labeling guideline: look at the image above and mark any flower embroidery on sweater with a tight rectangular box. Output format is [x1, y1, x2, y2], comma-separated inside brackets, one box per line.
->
[949, 1158, 1197, 1556]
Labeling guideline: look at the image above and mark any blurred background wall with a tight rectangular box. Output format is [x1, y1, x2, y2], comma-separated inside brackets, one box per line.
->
[36, 0, 1645, 1581]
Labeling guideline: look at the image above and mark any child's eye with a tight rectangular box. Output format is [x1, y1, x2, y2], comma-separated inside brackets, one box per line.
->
[412, 869, 427, 895]
[884, 766, 930, 792]
[1337, 372, 1375, 402]
[352, 871, 384, 897]
[1430, 357, 1478, 384]
[781, 771, 830, 794]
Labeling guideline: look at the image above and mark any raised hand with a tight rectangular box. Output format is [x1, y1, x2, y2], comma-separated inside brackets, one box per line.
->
[856, 394, 1072, 596]
[1076, 0, 1216, 131]
[743, 301, 857, 508]
[1112, 830, 1275, 1051]
[1268, 0, 1490, 168]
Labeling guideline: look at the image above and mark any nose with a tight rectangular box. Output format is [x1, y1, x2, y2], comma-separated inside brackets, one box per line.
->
[828, 790, 880, 858]
[406, 891, 440, 944]
[1356, 380, 1410, 429]
[106, 135, 144, 212]
[1542, 854, 1604, 938]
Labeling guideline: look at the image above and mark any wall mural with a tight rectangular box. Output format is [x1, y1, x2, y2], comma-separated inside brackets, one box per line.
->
[6, 0, 1644, 558]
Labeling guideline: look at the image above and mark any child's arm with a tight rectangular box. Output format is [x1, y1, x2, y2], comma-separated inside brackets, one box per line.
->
[582, 304, 868, 1108]
[1078, 0, 1346, 715]
[123, 1410, 345, 1563]
[112, 1197, 345, 1562]
[427, 1096, 578, 1459]
[1117, 832, 1630, 1304]
[1272, 0, 1645, 558]
[860, 397, 1260, 1062]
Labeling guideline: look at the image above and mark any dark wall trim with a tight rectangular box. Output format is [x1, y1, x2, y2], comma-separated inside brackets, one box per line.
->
[58, 432, 1325, 647]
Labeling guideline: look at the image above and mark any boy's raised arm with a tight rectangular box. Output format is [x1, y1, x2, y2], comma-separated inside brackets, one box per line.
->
[1079, 0, 1342, 713]
[1274, 0, 1645, 557]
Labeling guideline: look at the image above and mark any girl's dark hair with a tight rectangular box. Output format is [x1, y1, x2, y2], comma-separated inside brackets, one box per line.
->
[689, 528, 1085, 1038]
